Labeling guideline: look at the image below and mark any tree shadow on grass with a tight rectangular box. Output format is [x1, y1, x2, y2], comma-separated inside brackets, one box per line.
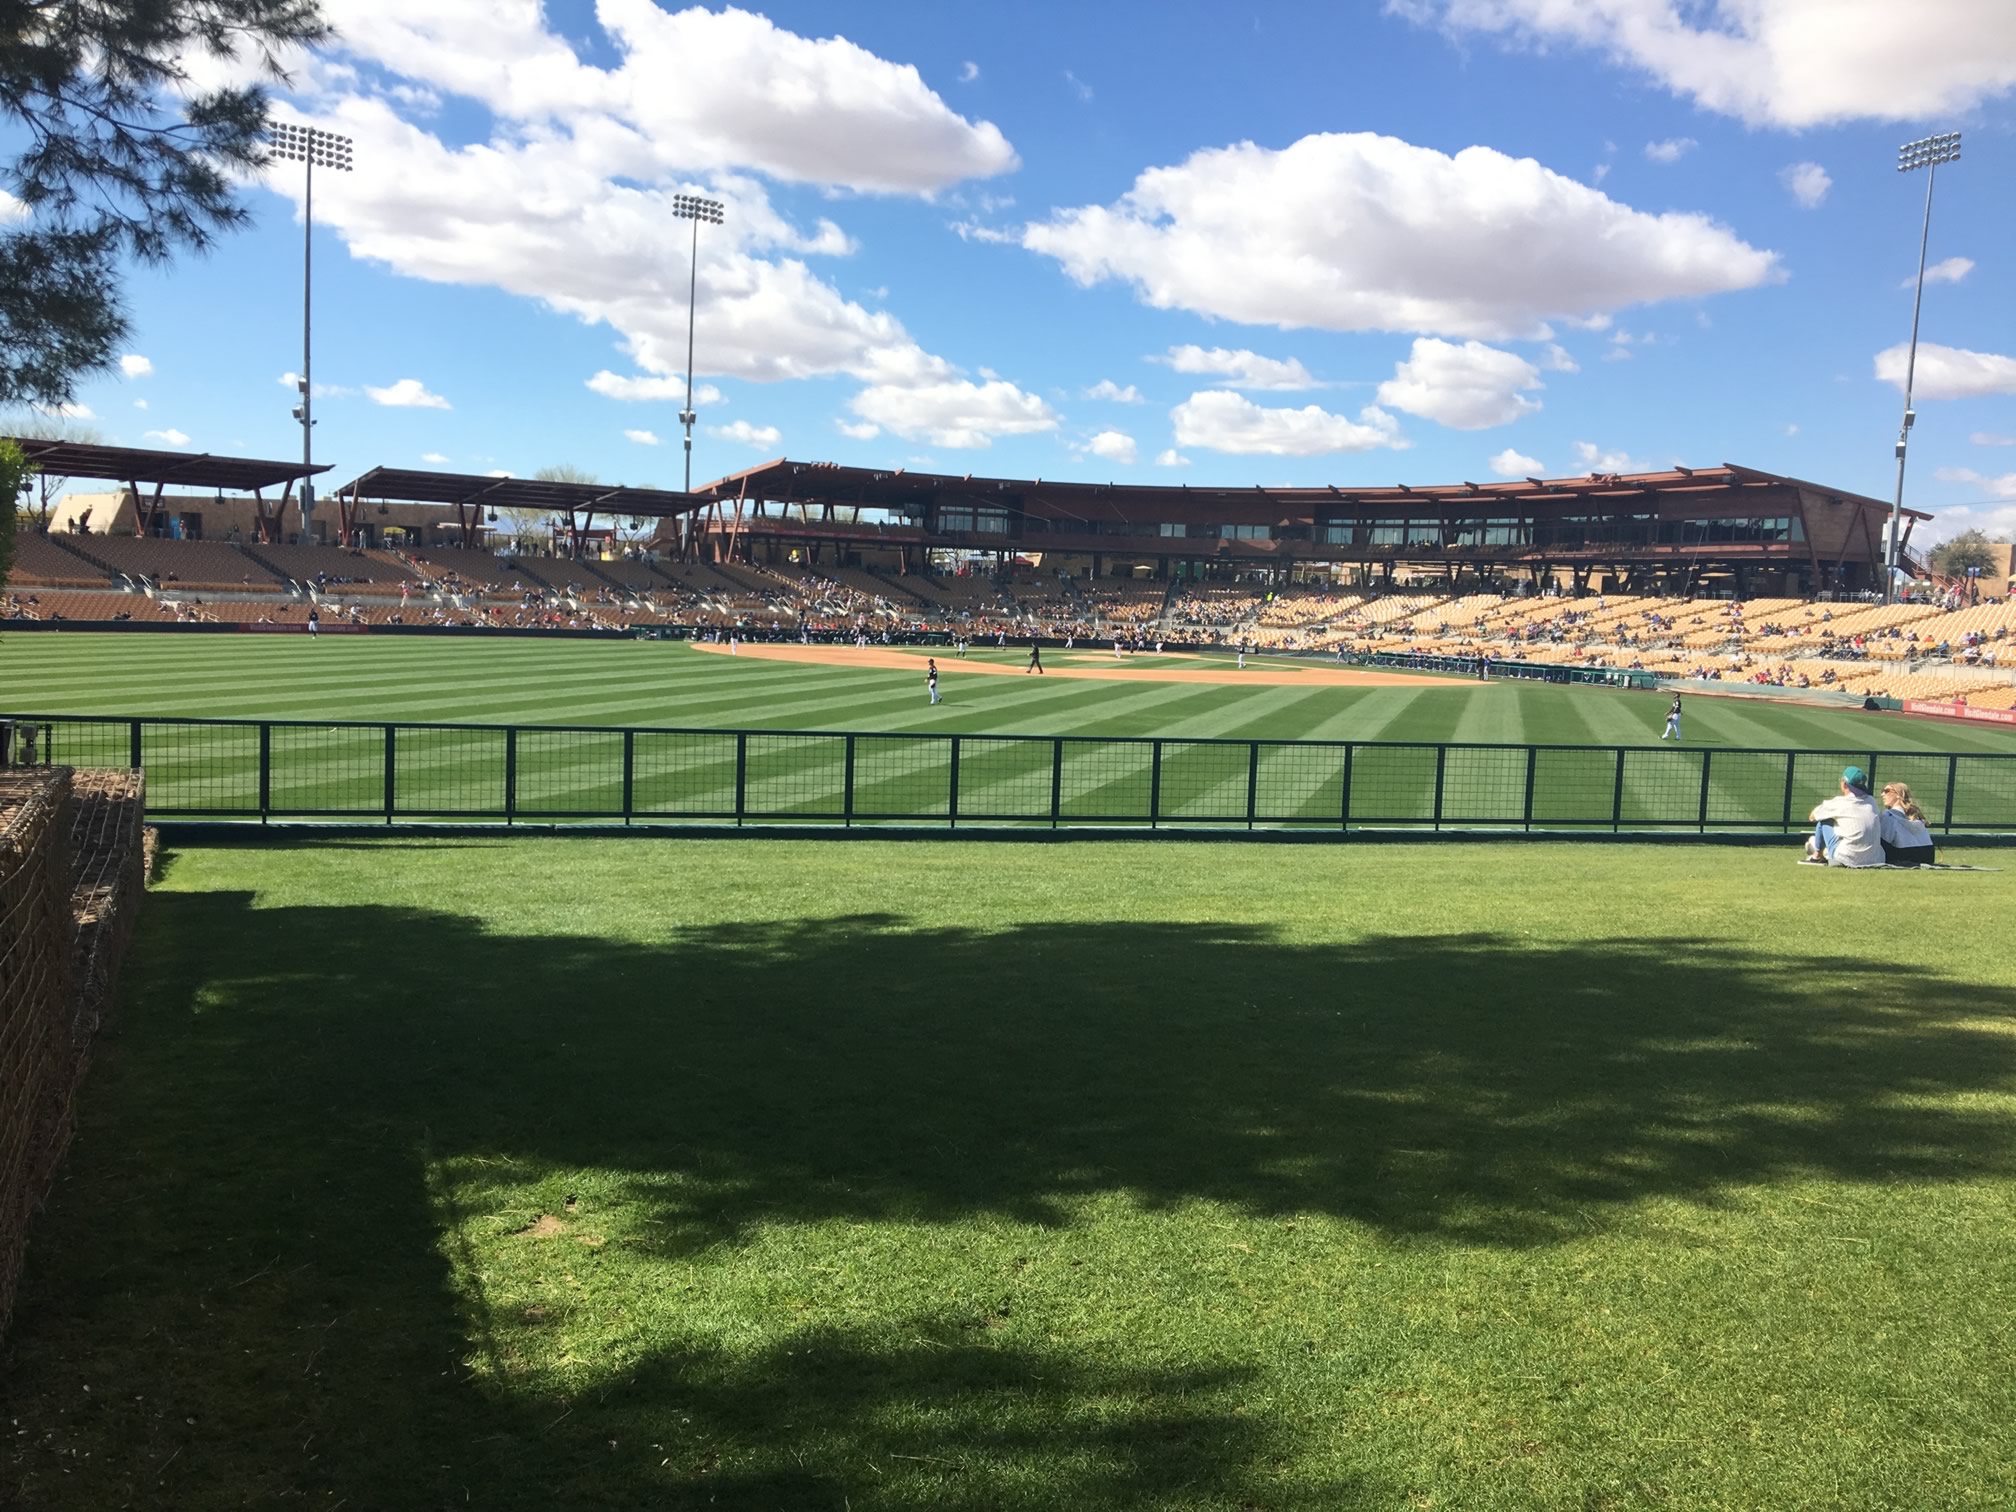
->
[5, 887, 2015, 1508]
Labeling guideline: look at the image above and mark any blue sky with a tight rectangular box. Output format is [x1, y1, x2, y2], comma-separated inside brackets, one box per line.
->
[17, 0, 2016, 538]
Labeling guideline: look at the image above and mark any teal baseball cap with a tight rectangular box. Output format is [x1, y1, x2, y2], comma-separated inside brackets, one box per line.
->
[1841, 765, 1870, 790]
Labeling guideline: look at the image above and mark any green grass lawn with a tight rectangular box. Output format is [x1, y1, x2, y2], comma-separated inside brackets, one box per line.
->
[5, 839, 2014, 1509]
[7, 634, 2016, 828]
[9, 631, 2016, 752]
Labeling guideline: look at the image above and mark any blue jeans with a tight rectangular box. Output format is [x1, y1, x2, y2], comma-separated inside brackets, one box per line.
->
[1813, 820, 1838, 860]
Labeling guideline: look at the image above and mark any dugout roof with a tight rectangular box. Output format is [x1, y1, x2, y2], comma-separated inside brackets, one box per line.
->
[695, 459, 1928, 522]
[3, 437, 330, 493]
[331, 466, 710, 518]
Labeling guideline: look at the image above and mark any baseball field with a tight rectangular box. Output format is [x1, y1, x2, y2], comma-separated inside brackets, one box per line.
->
[2, 632, 2014, 1510]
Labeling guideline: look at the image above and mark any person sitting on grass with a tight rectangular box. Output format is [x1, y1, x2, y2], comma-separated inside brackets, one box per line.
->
[1802, 766, 1884, 868]
[1879, 782, 1938, 867]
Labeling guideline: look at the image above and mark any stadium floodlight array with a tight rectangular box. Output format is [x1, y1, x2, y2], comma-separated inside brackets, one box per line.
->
[268, 122, 354, 170]
[670, 194, 729, 496]
[670, 192, 725, 224]
[267, 123, 358, 545]
[1884, 131, 1962, 605]
[1897, 132, 1961, 172]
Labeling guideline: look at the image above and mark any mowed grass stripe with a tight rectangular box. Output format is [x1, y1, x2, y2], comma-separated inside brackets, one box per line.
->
[8, 636, 2016, 768]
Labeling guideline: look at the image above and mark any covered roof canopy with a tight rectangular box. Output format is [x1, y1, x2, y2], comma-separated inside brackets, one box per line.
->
[331, 466, 710, 518]
[3, 437, 329, 493]
[694, 459, 1929, 522]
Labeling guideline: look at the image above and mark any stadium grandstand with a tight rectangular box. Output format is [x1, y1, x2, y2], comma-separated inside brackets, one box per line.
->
[7, 442, 2012, 708]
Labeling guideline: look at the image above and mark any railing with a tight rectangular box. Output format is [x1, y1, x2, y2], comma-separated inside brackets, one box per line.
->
[4, 714, 2012, 835]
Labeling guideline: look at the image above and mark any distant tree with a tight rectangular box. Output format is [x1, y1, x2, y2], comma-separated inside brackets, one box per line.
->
[0, 414, 105, 524]
[493, 464, 599, 545]
[1929, 529, 2002, 579]
[1, 0, 332, 406]
[0, 438, 34, 591]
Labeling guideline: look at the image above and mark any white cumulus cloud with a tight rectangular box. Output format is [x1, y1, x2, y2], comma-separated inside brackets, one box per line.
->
[1085, 430, 1138, 465]
[624, 428, 661, 446]
[366, 377, 452, 409]
[836, 419, 880, 440]
[312, 0, 1015, 193]
[587, 370, 724, 405]
[958, 60, 979, 83]
[708, 419, 783, 448]
[421, 451, 450, 463]
[1780, 161, 1831, 208]
[848, 378, 1058, 449]
[119, 354, 154, 379]
[1023, 132, 1779, 340]
[1573, 440, 1654, 473]
[1376, 338, 1544, 429]
[1084, 379, 1144, 402]
[1489, 447, 1546, 477]
[1154, 345, 1318, 390]
[243, 7, 1022, 458]
[1155, 449, 1191, 467]
[1910, 256, 1974, 287]
[1644, 137, 1697, 163]
[1874, 342, 2016, 401]
[1934, 467, 2016, 499]
[1170, 390, 1408, 457]
[1392, 0, 2016, 129]
[143, 428, 191, 448]
[1537, 343, 1580, 373]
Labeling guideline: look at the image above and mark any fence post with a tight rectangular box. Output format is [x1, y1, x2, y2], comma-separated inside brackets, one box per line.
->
[1432, 745, 1447, 831]
[735, 732, 748, 827]
[258, 722, 272, 821]
[504, 726, 518, 826]
[383, 726, 396, 823]
[843, 734, 856, 827]
[621, 729, 635, 826]
[1697, 748, 1713, 834]
[948, 735, 961, 830]
[1523, 746, 1537, 832]
[1148, 740, 1163, 829]
[1245, 742, 1260, 830]
[1780, 752, 1797, 834]
[1945, 753, 1959, 835]
[1340, 744, 1354, 831]
[128, 718, 142, 771]
[1611, 748, 1626, 833]
[1050, 738, 1064, 829]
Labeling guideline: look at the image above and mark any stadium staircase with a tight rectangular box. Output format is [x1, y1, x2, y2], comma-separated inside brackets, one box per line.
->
[37, 535, 127, 584]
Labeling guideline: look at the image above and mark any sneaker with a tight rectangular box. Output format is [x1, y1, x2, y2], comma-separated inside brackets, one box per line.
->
[1798, 855, 1828, 866]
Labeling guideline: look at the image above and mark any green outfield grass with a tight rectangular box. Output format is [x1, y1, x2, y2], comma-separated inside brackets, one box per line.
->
[7, 634, 2015, 828]
[6, 631, 2016, 751]
[4, 839, 2013, 1510]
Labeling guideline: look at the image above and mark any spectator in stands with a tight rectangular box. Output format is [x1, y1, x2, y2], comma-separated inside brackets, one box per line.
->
[1802, 766, 1884, 868]
[1879, 784, 1937, 867]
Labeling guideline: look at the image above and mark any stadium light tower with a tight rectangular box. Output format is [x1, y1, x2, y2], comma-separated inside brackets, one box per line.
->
[1886, 131, 1961, 604]
[670, 193, 726, 494]
[269, 122, 355, 545]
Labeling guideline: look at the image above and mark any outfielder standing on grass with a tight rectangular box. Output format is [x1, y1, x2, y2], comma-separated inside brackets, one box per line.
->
[927, 657, 941, 704]
[1026, 639, 1045, 674]
[1661, 694, 1683, 741]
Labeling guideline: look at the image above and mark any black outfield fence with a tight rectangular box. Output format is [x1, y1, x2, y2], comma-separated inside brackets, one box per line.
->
[4, 713, 2012, 835]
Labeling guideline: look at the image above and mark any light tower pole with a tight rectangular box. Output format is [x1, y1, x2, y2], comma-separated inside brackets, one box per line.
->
[670, 193, 725, 495]
[269, 123, 355, 544]
[1886, 131, 1960, 604]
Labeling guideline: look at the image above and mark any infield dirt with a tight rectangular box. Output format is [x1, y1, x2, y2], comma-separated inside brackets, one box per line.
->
[692, 641, 1461, 688]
